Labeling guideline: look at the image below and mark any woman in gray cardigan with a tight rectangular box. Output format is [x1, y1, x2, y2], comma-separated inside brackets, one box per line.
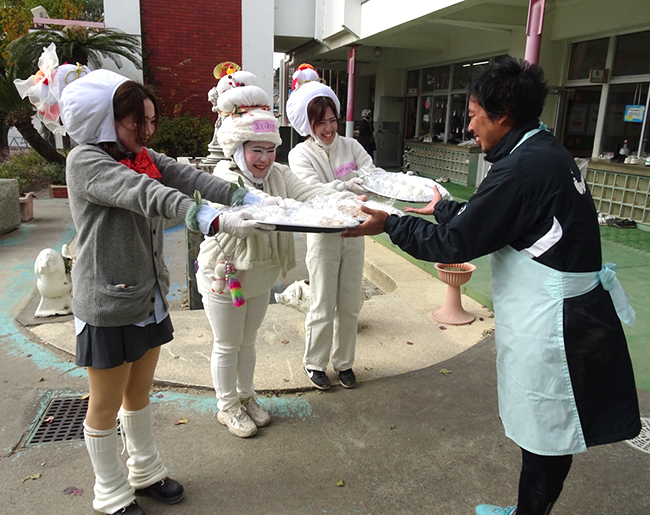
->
[58, 69, 280, 515]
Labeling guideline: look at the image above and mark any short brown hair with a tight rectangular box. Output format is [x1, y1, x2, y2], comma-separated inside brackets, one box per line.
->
[100, 81, 161, 160]
[307, 96, 339, 134]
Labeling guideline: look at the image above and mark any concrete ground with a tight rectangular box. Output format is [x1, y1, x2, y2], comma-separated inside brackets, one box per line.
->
[1, 198, 649, 514]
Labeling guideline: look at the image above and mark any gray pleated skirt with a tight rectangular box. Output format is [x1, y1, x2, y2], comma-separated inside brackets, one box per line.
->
[75, 315, 174, 369]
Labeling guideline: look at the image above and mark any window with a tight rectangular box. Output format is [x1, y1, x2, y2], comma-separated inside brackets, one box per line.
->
[410, 58, 500, 142]
[613, 30, 650, 77]
[567, 38, 608, 81]
[602, 83, 649, 156]
[561, 86, 601, 158]
[562, 31, 650, 159]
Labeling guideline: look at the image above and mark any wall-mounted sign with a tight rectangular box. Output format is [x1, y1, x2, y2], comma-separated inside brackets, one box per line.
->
[588, 68, 609, 84]
[624, 105, 646, 123]
[406, 87, 419, 97]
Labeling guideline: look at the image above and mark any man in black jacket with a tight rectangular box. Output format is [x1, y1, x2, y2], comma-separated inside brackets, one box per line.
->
[344, 57, 640, 515]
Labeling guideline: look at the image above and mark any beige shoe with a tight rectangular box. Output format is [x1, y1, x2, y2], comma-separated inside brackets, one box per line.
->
[242, 397, 271, 427]
[217, 405, 257, 437]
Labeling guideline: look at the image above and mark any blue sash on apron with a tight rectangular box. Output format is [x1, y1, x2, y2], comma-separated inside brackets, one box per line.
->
[488, 125, 636, 455]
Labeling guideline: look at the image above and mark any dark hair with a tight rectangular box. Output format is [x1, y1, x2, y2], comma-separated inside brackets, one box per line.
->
[307, 96, 339, 134]
[467, 56, 547, 124]
[99, 81, 161, 160]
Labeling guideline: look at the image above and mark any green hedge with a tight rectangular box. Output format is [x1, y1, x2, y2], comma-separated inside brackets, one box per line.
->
[0, 150, 65, 193]
[153, 114, 215, 159]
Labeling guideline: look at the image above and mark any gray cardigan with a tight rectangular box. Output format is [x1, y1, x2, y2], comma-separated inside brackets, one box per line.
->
[67, 145, 235, 327]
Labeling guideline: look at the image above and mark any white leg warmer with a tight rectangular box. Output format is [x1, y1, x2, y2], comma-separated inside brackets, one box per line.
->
[118, 403, 168, 489]
[84, 422, 135, 514]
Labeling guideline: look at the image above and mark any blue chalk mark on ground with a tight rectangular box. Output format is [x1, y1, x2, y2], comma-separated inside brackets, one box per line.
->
[151, 391, 314, 420]
[1, 222, 86, 378]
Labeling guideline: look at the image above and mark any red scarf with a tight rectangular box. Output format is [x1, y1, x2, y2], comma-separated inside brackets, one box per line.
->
[120, 148, 162, 179]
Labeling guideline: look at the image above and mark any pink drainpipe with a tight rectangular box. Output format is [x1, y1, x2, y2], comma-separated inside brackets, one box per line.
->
[524, 0, 547, 65]
[345, 45, 358, 138]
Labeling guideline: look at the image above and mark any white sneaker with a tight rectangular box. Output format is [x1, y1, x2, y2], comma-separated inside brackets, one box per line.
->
[217, 404, 257, 438]
[242, 397, 271, 427]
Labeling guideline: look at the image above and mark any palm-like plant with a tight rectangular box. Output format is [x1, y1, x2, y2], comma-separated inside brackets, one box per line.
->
[8, 25, 142, 78]
[2, 25, 142, 163]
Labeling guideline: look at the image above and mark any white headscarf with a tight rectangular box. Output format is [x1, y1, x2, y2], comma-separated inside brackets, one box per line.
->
[60, 69, 128, 145]
[285, 80, 340, 141]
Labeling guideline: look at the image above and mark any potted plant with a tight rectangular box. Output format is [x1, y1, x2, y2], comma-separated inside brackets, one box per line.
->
[45, 162, 67, 198]
[0, 150, 51, 220]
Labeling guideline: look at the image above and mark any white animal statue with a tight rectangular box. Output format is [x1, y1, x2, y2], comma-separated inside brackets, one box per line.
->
[274, 279, 372, 314]
[34, 247, 73, 317]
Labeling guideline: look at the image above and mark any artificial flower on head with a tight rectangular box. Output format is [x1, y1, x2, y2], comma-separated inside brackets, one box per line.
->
[213, 61, 241, 80]
[14, 43, 90, 135]
[291, 63, 322, 91]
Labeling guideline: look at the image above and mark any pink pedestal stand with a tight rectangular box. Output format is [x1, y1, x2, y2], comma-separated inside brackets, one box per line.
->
[432, 262, 477, 325]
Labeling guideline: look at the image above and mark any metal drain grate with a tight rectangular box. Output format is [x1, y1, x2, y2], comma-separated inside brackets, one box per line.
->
[626, 417, 650, 454]
[26, 397, 88, 445]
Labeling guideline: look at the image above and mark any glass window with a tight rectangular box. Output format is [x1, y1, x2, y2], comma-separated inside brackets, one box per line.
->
[449, 94, 468, 142]
[422, 67, 436, 93]
[419, 96, 433, 137]
[432, 95, 448, 139]
[613, 30, 650, 76]
[423, 65, 450, 93]
[434, 65, 450, 90]
[404, 97, 418, 140]
[601, 83, 649, 156]
[567, 38, 608, 80]
[453, 63, 471, 90]
[407, 70, 419, 90]
[561, 86, 602, 157]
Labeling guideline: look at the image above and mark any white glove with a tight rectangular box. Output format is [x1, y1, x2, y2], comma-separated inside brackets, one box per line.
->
[218, 211, 274, 239]
[260, 196, 286, 208]
[343, 177, 369, 195]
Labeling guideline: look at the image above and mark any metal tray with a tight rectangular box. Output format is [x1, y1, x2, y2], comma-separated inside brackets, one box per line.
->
[361, 173, 447, 203]
[255, 221, 359, 233]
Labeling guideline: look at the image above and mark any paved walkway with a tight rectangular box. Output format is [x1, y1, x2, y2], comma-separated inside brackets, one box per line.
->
[19, 200, 495, 392]
[2, 198, 650, 515]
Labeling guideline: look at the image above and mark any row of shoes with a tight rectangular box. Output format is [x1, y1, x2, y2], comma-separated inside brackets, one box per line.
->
[610, 154, 650, 166]
[598, 214, 637, 229]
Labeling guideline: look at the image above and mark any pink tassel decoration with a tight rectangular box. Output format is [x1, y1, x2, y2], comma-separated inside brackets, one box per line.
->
[225, 263, 245, 307]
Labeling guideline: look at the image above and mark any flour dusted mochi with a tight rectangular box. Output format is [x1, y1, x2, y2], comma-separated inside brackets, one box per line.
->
[361, 171, 451, 202]
[236, 197, 360, 229]
[336, 198, 404, 220]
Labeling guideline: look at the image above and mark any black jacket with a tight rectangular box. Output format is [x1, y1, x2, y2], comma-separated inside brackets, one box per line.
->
[384, 121, 640, 449]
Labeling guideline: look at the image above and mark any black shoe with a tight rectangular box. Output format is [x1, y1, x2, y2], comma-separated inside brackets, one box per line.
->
[136, 478, 184, 505]
[110, 501, 144, 515]
[337, 369, 356, 389]
[613, 218, 637, 229]
[304, 367, 331, 390]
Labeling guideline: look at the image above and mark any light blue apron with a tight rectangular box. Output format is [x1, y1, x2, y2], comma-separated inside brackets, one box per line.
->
[489, 125, 635, 455]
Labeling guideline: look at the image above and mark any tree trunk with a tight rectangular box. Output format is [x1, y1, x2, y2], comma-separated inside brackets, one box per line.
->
[10, 111, 65, 165]
[0, 120, 8, 157]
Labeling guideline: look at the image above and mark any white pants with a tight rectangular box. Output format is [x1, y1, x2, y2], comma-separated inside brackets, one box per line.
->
[199, 271, 271, 411]
[304, 233, 364, 372]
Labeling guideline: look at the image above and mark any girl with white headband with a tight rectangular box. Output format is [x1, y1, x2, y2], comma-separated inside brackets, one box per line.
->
[285, 65, 383, 390]
[196, 67, 348, 438]
[53, 68, 280, 515]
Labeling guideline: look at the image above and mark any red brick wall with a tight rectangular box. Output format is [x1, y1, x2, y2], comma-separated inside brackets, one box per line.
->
[140, 0, 242, 118]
